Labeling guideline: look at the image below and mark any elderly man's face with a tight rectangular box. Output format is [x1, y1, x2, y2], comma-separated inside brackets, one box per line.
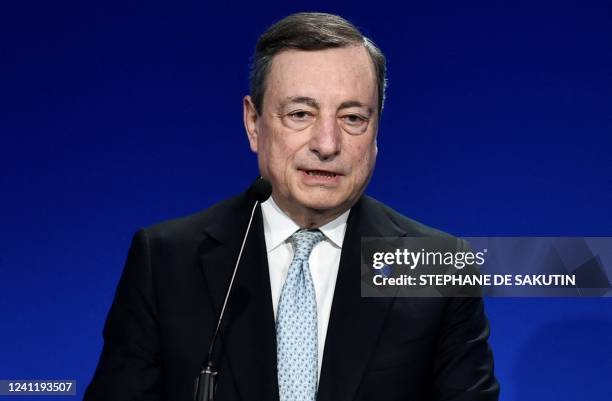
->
[244, 45, 379, 225]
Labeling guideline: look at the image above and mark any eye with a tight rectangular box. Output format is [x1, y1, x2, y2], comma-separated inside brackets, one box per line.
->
[281, 109, 316, 130]
[288, 110, 313, 121]
[342, 114, 366, 125]
[339, 113, 370, 135]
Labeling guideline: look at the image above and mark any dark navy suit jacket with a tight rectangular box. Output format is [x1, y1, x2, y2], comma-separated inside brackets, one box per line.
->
[85, 192, 499, 401]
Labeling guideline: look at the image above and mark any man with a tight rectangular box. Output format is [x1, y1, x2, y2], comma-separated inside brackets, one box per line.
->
[85, 12, 499, 401]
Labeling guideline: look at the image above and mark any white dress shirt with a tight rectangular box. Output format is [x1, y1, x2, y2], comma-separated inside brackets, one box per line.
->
[260, 197, 349, 379]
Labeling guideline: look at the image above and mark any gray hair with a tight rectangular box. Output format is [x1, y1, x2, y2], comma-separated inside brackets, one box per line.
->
[249, 12, 387, 115]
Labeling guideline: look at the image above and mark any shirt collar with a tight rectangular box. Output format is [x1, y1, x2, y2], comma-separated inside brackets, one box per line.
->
[260, 197, 349, 252]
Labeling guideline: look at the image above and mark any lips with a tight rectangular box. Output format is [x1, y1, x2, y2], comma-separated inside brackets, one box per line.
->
[299, 168, 343, 184]
[304, 169, 339, 178]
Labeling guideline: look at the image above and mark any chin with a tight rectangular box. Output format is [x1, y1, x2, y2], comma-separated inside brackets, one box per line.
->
[295, 193, 348, 213]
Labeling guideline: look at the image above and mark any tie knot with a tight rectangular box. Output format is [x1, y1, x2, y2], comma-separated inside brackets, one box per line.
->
[289, 229, 325, 260]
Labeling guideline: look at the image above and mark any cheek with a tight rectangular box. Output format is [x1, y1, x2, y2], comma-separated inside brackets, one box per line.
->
[258, 130, 302, 180]
[267, 140, 294, 171]
[351, 142, 377, 171]
[271, 131, 305, 163]
[347, 143, 377, 187]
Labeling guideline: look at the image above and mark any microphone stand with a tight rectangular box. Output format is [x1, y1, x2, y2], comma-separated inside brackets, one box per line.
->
[194, 183, 269, 401]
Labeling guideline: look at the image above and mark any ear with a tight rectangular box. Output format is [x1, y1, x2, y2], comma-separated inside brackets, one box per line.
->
[243, 95, 259, 153]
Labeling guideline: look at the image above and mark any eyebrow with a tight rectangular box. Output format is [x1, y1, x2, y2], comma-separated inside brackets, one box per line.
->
[278, 96, 373, 115]
[338, 100, 373, 115]
[278, 96, 319, 110]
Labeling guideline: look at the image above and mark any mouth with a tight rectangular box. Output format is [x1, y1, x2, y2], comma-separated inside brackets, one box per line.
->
[303, 169, 340, 178]
[299, 168, 343, 184]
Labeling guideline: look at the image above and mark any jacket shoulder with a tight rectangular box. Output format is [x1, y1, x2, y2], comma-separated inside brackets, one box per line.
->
[140, 193, 247, 243]
[361, 195, 452, 237]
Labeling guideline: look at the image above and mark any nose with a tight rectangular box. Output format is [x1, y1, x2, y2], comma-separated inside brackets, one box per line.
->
[309, 114, 341, 160]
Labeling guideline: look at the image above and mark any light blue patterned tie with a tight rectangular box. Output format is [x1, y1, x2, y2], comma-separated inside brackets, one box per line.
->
[276, 229, 325, 401]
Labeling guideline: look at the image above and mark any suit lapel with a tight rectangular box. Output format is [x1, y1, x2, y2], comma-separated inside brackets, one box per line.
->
[317, 197, 403, 401]
[199, 196, 279, 401]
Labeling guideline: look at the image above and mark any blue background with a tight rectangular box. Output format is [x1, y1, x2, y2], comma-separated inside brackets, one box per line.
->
[1, 1, 610, 400]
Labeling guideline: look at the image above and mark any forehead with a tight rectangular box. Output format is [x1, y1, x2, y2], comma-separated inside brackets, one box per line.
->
[265, 46, 378, 108]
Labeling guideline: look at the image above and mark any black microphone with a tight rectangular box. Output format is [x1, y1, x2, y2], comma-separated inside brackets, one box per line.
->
[248, 176, 273, 203]
[194, 177, 272, 401]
